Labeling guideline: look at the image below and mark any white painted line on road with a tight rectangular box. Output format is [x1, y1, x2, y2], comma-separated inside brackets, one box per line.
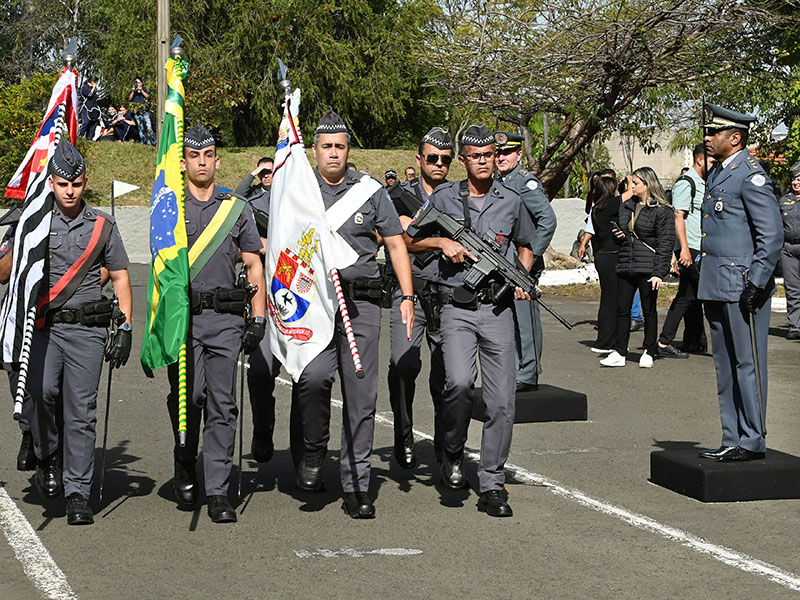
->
[275, 375, 800, 592]
[0, 485, 77, 600]
[294, 548, 423, 558]
[511, 448, 598, 456]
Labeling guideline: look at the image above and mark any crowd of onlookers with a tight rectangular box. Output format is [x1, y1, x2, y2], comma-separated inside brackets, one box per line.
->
[573, 151, 800, 369]
[78, 75, 156, 145]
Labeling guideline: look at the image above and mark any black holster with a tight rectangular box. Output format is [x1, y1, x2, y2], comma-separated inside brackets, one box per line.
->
[418, 284, 442, 332]
[344, 277, 384, 304]
[78, 298, 115, 326]
[191, 288, 247, 315]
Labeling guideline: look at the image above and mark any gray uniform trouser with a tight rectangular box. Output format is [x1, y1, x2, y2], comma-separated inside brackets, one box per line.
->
[705, 299, 770, 453]
[782, 243, 800, 332]
[440, 301, 516, 492]
[247, 332, 281, 439]
[290, 298, 381, 494]
[28, 323, 106, 498]
[387, 288, 444, 454]
[167, 311, 244, 496]
[514, 298, 542, 385]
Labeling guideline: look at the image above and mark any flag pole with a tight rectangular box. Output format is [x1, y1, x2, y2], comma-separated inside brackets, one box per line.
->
[11, 44, 75, 420]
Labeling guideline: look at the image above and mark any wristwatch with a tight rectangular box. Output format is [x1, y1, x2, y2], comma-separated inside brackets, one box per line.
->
[119, 322, 132, 332]
[401, 295, 417, 305]
[252, 316, 267, 326]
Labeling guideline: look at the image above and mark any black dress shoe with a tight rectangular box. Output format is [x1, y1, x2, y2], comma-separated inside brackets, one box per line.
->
[440, 453, 466, 489]
[678, 342, 707, 354]
[477, 490, 513, 517]
[17, 431, 36, 471]
[698, 446, 736, 459]
[394, 432, 417, 469]
[251, 432, 274, 463]
[297, 449, 326, 492]
[66, 493, 94, 525]
[35, 454, 62, 498]
[716, 446, 766, 462]
[173, 459, 199, 509]
[787, 330, 800, 340]
[207, 495, 237, 523]
[516, 381, 539, 393]
[341, 492, 376, 519]
[657, 344, 689, 359]
[630, 319, 643, 332]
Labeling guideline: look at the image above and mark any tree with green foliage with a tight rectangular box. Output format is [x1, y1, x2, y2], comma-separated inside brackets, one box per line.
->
[422, 0, 798, 199]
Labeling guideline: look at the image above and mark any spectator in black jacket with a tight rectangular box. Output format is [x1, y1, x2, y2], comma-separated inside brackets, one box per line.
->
[601, 166, 675, 368]
[579, 176, 623, 352]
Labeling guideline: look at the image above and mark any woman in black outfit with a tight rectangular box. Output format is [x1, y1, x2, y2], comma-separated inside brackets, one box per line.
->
[600, 166, 675, 368]
[579, 176, 623, 352]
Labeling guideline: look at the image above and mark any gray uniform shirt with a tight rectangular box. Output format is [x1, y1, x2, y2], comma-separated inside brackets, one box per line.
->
[497, 164, 554, 257]
[234, 174, 271, 215]
[47, 203, 128, 310]
[185, 186, 262, 294]
[394, 180, 441, 283]
[406, 179, 536, 289]
[779, 193, 800, 241]
[315, 169, 403, 281]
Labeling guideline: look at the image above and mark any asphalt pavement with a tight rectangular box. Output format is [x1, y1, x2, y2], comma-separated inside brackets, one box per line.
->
[1, 263, 799, 599]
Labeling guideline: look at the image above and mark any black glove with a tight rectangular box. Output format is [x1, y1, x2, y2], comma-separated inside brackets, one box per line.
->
[105, 328, 132, 369]
[241, 320, 265, 354]
[739, 281, 768, 314]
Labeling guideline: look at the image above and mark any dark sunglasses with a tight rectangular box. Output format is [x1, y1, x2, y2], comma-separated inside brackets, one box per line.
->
[424, 153, 453, 166]
[259, 169, 273, 175]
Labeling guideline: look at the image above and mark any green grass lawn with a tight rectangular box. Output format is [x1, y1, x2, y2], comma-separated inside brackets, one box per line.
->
[80, 141, 465, 207]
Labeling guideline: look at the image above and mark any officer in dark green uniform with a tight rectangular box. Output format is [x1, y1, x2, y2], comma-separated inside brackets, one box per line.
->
[494, 131, 557, 391]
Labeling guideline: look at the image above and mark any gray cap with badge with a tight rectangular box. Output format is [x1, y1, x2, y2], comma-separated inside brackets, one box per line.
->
[184, 125, 216, 150]
[49, 138, 85, 181]
[703, 103, 757, 133]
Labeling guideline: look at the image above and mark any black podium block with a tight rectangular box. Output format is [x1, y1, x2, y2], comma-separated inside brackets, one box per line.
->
[650, 448, 800, 502]
[471, 385, 588, 423]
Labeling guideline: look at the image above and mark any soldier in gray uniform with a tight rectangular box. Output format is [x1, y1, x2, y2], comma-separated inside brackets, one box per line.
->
[290, 112, 415, 519]
[779, 162, 800, 340]
[406, 124, 536, 517]
[494, 131, 557, 391]
[27, 139, 133, 525]
[697, 104, 782, 462]
[386, 127, 454, 468]
[235, 156, 281, 464]
[167, 125, 266, 523]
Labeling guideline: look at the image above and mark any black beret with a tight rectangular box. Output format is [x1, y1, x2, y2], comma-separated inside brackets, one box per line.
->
[460, 123, 494, 148]
[184, 125, 216, 149]
[315, 111, 349, 135]
[704, 103, 756, 132]
[421, 127, 453, 150]
[48, 138, 85, 181]
[494, 130, 524, 150]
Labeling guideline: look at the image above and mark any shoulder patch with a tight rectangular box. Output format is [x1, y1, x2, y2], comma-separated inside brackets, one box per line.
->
[751, 174, 766, 187]
[526, 180, 539, 191]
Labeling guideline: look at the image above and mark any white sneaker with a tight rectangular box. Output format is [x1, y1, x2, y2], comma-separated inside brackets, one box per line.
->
[639, 351, 654, 368]
[600, 351, 626, 367]
[591, 347, 613, 354]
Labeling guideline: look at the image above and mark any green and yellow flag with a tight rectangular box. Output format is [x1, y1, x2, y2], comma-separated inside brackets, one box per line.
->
[141, 55, 190, 377]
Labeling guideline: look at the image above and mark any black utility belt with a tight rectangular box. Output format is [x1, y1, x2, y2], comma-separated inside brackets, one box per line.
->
[439, 285, 505, 310]
[46, 298, 116, 327]
[191, 288, 247, 315]
[785, 236, 800, 245]
[342, 277, 384, 304]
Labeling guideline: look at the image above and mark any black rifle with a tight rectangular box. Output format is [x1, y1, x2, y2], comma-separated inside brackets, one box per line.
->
[412, 201, 573, 330]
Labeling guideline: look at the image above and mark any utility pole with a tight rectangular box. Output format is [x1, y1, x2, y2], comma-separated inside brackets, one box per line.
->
[156, 0, 170, 145]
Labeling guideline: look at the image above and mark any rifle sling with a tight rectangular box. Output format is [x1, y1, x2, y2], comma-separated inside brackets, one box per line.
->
[458, 180, 471, 229]
[188, 197, 246, 282]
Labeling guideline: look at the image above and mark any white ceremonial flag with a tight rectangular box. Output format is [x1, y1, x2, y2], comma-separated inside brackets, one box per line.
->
[266, 89, 358, 381]
[112, 180, 139, 198]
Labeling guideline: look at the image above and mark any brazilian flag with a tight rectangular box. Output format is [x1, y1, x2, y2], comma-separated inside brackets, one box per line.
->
[141, 56, 190, 376]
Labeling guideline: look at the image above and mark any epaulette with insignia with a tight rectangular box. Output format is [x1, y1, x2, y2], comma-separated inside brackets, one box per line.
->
[746, 155, 759, 170]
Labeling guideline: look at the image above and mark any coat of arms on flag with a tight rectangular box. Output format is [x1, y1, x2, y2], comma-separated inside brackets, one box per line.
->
[269, 227, 320, 340]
